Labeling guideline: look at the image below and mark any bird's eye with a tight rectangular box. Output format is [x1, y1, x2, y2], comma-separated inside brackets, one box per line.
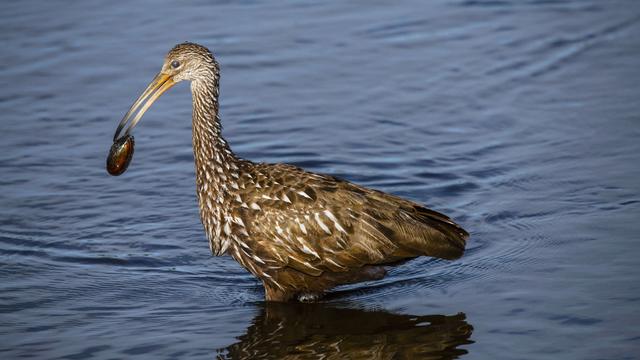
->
[171, 60, 181, 69]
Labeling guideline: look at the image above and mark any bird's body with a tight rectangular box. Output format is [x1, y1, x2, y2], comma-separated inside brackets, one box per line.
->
[113, 43, 469, 301]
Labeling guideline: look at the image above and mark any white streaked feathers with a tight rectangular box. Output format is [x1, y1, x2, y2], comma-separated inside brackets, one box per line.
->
[297, 190, 312, 199]
[298, 221, 308, 234]
[250, 202, 261, 210]
[323, 209, 347, 233]
[314, 212, 331, 234]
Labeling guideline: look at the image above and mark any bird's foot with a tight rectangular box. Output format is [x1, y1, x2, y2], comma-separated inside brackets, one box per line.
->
[297, 293, 321, 303]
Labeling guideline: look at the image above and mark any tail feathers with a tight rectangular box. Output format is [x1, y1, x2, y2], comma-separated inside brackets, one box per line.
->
[396, 205, 469, 260]
[348, 185, 469, 262]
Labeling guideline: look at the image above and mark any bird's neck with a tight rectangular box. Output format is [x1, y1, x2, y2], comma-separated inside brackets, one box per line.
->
[190, 77, 242, 255]
[190, 77, 236, 162]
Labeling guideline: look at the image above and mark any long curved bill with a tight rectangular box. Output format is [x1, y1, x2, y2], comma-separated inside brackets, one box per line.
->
[113, 73, 176, 141]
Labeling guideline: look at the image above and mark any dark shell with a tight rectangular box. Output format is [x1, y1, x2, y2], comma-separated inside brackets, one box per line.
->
[107, 135, 135, 176]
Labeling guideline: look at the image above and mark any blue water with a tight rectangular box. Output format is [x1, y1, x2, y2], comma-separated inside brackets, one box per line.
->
[1, 1, 639, 359]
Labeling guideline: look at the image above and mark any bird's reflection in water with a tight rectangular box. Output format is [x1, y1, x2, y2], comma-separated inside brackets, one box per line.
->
[218, 302, 473, 359]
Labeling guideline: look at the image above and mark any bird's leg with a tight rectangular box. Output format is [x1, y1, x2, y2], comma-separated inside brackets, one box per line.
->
[297, 293, 321, 303]
[263, 282, 295, 302]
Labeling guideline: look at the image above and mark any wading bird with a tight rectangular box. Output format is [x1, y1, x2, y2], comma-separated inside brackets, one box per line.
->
[112, 43, 468, 301]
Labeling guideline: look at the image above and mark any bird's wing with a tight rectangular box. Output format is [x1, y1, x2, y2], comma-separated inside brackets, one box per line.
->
[239, 163, 468, 277]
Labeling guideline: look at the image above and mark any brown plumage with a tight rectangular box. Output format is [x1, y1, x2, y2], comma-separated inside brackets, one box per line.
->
[113, 42, 469, 301]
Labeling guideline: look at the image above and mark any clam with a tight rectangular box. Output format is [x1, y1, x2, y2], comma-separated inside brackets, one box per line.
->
[106, 135, 135, 176]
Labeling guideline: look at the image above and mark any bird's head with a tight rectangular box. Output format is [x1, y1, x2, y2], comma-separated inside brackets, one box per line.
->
[113, 42, 219, 141]
[162, 42, 219, 83]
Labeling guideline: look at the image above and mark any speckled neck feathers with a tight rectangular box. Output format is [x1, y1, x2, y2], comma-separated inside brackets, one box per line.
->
[190, 64, 241, 256]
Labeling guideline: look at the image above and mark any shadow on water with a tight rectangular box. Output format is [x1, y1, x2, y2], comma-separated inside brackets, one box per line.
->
[217, 302, 473, 359]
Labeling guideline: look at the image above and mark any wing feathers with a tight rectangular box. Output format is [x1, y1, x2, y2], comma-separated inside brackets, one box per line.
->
[243, 164, 469, 278]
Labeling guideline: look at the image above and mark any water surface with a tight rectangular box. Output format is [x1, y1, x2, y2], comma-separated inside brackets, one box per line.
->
[1, 0, 639, 359]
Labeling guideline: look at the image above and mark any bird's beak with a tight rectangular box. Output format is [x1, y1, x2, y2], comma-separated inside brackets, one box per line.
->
[113, 73, 176, 141]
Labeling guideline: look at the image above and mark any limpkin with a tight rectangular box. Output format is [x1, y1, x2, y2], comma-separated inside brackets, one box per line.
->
[112, 43, 469, 301]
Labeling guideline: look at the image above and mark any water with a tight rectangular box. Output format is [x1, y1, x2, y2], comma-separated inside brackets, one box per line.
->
[1, 0, 639, 359]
